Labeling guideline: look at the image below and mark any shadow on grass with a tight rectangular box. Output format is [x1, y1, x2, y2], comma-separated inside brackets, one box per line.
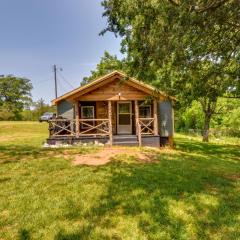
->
[0, 144, 101, 164]
[0, 177, 11, 183]
[57, 142, 240, 239]
[18, 229, 31, 240]
[1, 135, 239, 239]
[176, 137, 240, 160]
[0, 144, 75, 164]
[0, 145, 49, 164]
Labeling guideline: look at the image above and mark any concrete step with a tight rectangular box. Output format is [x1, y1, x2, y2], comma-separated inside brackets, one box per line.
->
[113, 141, 139, 146]
[113, 135, 138, 143]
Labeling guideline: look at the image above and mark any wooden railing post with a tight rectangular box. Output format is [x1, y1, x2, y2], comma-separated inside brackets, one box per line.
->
[75, 101, 80, 138]
[138, 122, 142, 147]
[108, 101, 113, 146]
[135, 100, 142, 146]
[135, 100, 139, 136]
[153, 100, 158, 135]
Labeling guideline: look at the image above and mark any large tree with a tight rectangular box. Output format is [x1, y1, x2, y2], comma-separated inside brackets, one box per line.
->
[101, 0, 240, 141]
[0, 75, 32, 120]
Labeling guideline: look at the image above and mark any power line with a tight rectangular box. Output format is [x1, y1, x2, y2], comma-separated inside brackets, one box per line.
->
[58, 77, 68, 94]
[34, 77, 52, 86]
[58, 71, 75, 89]
[52, 65, 75, 98]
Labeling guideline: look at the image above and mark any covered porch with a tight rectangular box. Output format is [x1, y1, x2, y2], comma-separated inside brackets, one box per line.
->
[48, 71, 175, 147]
[48, 99, 159, 147]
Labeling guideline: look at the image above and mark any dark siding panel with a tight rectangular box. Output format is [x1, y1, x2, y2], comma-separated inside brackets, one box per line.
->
[142, 135, 160, 147]
[158, 101, 173, 137]
[57, 100, 74, 120]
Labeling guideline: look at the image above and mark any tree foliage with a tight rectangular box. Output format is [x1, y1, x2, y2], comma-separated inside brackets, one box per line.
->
[82, 51, 126, 85]
[101, 0, 240, 141]
[177, 98, 240, 137]
[0, 75, 32, 120]
[21, 99, 56, 121]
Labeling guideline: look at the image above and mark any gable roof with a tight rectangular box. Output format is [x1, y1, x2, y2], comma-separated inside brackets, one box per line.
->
[51, 70, 174, 105]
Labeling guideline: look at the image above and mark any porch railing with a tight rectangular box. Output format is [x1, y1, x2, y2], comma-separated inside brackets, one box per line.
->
[48, 119, 111, 138]
[137, 118, 154, 147]
[78, 119, 110, 136]
[49, 117, 155, 147]
[49, 119, 75, 137]
[139, 118, 154, 135]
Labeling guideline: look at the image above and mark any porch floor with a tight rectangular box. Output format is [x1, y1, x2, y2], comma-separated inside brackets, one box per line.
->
[47, 134, 161, 147]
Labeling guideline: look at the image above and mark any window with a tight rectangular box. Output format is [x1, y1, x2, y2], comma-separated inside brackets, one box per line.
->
[119, 103, 131, 114]
[81, 106, 94, 119]
[139, 105, 151, 118]
[81, 106, 95, 129]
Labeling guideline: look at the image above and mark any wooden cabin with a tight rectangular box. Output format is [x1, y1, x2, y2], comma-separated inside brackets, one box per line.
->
[48, 71, 175, 147]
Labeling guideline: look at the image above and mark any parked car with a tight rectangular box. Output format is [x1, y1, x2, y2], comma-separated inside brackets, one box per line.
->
[39, 112, 55, 122]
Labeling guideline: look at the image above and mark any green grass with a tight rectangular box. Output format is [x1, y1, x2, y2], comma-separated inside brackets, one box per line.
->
[0, 122, 240, 240]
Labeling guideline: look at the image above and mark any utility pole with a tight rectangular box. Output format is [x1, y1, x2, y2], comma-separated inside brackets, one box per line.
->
[53, 65, 58, 99]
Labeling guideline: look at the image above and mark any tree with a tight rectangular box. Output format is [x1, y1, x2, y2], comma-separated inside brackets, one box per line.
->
[176, 101, 204, 131]
[82, 51, 126, 85]
[34, 98, 46, 117]
[0, 75, 32, 120]
[21, 99, 56, 121]
[101, 0, 240, 141]
[176, 98, 240, 137]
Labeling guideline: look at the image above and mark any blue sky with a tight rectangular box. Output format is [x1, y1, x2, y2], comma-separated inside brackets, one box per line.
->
[0, 0, 122, 103]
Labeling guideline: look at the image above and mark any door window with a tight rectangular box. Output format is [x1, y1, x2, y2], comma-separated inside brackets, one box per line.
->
[119, 103, 131, 114]
[117, 102, 132, 134]
[119, 115, 131, 125]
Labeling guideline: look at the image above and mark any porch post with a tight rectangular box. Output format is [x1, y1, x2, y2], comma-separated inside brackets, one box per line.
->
[135, 100, 139, 136]
[135, 100, 142, 146]
[75, 101, 80, 138]
[153, 99, 158, 135]
[108, 101, 113, 146]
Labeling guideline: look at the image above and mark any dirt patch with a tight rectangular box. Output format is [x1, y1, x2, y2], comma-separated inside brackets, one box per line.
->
[223, 174, 240, 181]
[73, 147, 157, 166]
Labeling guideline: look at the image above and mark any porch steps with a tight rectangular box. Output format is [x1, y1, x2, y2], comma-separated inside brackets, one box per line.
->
[113, 135, 139, 146]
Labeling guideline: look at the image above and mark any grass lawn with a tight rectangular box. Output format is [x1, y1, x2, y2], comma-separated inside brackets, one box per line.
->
[0, 121, 240, 240]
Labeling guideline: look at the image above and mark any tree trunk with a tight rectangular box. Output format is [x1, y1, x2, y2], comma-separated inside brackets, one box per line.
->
[200, 96, 218, 143]
[202, 113, 211, 142]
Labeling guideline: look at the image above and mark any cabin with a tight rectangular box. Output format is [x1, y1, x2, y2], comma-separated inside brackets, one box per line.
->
[48, 71, 175, 147]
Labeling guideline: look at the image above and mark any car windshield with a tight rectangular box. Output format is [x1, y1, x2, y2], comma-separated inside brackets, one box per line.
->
[43, 112, 53, 116]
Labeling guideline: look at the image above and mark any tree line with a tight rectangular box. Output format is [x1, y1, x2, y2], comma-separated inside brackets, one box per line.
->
[0, 75, 55, 121]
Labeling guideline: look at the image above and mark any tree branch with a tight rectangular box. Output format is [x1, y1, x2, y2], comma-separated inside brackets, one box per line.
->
[168, 0, 231, 12]
[195, 0, 230, 13]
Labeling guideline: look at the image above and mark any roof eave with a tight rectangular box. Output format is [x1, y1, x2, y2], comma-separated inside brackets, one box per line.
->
[51, 70, 176, 104]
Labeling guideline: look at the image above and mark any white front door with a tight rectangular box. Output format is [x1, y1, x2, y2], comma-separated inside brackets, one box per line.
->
[117, 101, 132, 134]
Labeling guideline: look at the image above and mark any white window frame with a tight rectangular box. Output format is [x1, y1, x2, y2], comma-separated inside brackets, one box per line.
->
[81, 106, 95, 129]
[117, 101, 132, 134]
